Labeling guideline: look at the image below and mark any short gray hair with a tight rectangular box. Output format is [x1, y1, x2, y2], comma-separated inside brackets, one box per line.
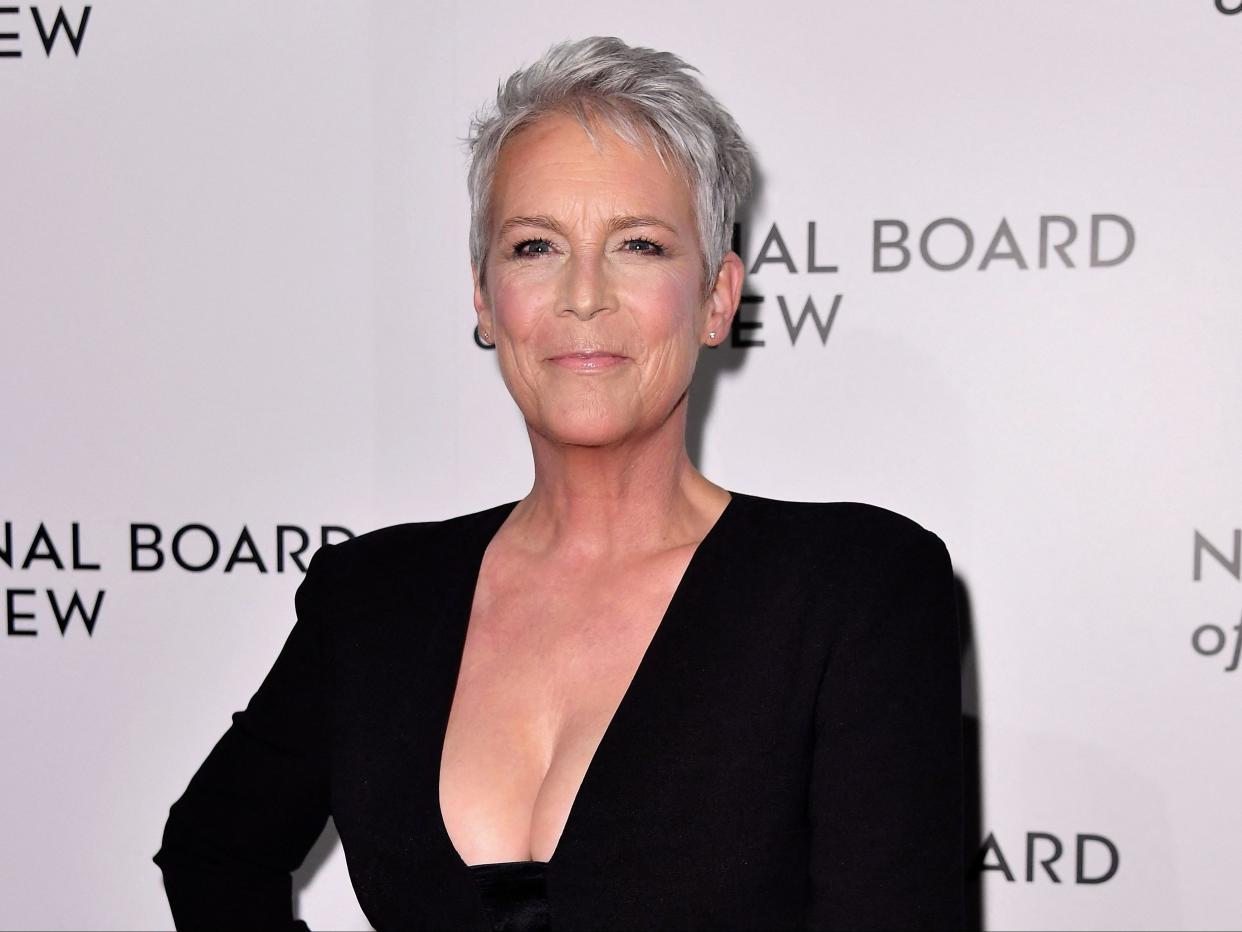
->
[466, 36, 753, 293]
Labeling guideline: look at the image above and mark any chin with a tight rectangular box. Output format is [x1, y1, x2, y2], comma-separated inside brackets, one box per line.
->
[533, 402, 639, 448]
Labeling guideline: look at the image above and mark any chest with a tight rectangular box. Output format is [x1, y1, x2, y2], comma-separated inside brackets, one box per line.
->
[326, 513, 835, 929]
[437, 547, 696, 865]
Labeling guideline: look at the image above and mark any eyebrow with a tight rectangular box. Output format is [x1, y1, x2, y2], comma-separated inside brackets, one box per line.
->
[498, 214, 680, 238]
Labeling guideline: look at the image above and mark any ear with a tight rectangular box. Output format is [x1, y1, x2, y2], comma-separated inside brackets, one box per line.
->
[701, 251, 745, 346]
[472, 263, 494, 336]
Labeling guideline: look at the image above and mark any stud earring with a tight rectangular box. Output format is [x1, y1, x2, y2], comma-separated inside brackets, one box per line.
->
[708, 331, 717, 340]
[474, 325, 495, 349]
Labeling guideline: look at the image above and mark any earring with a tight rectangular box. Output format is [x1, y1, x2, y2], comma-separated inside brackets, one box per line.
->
[474, 324, 495, 349]
[708, 331, 717, 340]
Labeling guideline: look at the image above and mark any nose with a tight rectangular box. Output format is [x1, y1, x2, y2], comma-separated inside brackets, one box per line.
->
[558, 250, 613, 322]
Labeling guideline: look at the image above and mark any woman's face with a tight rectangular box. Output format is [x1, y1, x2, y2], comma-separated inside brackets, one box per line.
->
[473, 111, 742, 449]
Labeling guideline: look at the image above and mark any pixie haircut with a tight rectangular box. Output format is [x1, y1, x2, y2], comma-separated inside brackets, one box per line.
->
[466, 36, 754, 295]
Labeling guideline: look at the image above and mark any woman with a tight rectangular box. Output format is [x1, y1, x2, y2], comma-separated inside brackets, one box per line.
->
[154, 36, 963, 931]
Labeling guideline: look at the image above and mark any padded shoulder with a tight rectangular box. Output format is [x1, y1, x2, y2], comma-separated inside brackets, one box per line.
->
[312, 500, 517, 583]
[734, 492, 945, 560]
[288, 502, 518, 639]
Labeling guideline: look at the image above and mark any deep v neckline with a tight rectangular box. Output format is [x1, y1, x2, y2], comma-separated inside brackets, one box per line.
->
[434, 491, 742, 871]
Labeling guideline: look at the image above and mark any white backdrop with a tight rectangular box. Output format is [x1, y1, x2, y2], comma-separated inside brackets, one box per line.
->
[2, 2, 1240, 930]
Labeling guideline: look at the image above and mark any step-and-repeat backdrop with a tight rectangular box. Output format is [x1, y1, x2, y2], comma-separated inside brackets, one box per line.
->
[3, 3, 1239, 930]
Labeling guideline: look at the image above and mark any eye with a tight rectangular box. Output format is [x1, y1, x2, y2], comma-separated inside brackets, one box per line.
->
[513, 238, 554, 257]
[621, 237, 666, 256]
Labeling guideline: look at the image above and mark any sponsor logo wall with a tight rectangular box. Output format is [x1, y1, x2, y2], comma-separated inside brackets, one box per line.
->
[2, 3, 1238, 929]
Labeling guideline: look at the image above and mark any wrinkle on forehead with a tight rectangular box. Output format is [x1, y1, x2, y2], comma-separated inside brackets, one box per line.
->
[555, 97, 680, 177]
[493, 113, 696, 242]
[503, 101, 690, 199]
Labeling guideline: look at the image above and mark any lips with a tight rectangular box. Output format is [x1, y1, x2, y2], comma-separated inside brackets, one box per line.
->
[547, 350, 629, 371]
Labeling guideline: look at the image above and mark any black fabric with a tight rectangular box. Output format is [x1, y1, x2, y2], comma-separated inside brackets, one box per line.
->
[468, 860, 552, 932]
[153, 490, 964, 931]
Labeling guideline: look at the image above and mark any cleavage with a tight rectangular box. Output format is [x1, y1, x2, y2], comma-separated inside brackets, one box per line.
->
[438, 559, 676, 865]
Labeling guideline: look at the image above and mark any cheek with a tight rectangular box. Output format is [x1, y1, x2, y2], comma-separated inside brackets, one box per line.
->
[489, 275, 549, 337]
[627, 272, 703, 366]
[639, 274, 697, 328]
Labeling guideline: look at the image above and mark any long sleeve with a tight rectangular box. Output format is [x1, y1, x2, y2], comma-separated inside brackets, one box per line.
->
[153, 543, 337, 931]
[806, 528, 965, 930]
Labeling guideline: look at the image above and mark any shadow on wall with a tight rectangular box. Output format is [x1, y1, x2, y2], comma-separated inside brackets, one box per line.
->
[293, 818, 347, 925]
[957, 575, 985, 932]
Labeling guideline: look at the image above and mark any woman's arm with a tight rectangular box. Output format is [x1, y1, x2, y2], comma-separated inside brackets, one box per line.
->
[806, 527, 965, 930]
[153, 543, 338, 931]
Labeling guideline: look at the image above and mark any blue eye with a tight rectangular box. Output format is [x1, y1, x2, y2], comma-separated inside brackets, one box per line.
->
[513, 239, 553, 257]
[623, 237, 665, 255]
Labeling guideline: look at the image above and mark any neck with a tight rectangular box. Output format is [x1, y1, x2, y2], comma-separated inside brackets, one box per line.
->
[510, 394, 730, 562]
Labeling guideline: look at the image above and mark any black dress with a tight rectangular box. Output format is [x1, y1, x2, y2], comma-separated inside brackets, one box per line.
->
[468, 860, 551, 932]
[153, 491, 964, 931]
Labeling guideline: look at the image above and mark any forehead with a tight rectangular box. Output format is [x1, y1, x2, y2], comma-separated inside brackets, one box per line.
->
[491, 110, 695, 225]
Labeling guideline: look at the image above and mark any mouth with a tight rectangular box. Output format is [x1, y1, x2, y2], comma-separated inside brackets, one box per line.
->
[546, 350, 630, 372]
